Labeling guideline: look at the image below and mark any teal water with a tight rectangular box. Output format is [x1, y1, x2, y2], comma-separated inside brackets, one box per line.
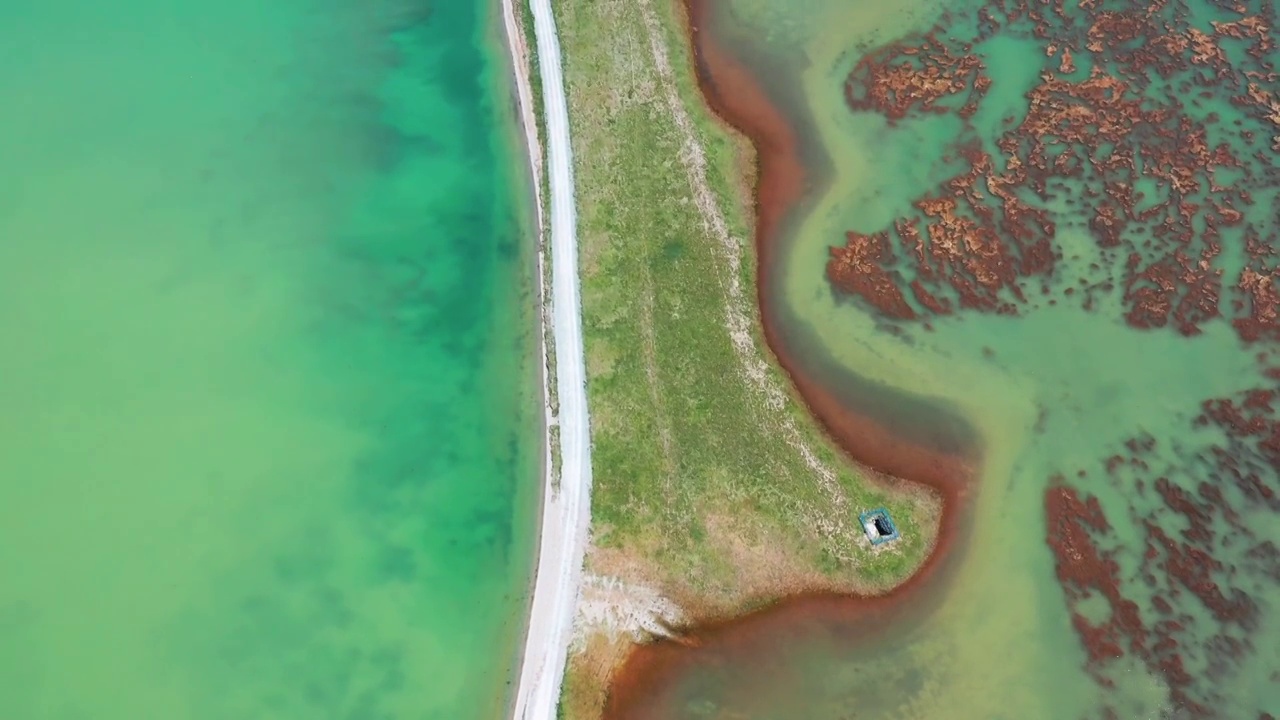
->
[0, 1, 540, 718]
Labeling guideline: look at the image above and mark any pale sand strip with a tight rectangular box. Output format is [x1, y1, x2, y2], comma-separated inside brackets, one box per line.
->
[503, 0, 593, 718]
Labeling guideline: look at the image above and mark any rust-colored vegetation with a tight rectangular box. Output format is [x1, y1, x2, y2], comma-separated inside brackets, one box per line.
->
[832, 0, 1279, 714]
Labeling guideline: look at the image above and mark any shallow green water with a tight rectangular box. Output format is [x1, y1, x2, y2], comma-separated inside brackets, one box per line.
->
[0, 1, 539, 718]
[629, 0, 1280, 718]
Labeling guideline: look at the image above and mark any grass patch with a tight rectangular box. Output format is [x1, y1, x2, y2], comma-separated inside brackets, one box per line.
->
[554, 0, 936, 609]
[549, 1, 941, 715]
[516, 0, 549, 210]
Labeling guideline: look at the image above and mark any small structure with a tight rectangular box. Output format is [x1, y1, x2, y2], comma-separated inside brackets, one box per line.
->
[860, 508, 900, 546]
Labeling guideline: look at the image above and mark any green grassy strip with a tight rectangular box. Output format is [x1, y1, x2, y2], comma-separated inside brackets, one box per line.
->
[554, 0, 929, 595]
[555, 0, 931, 599]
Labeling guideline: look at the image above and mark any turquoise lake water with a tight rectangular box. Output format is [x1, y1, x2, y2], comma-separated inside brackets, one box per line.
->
[0, 1, 540, 718]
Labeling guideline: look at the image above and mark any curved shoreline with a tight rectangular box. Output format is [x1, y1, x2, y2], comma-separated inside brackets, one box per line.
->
[683, 0, 975, 492]
[506, 0, 593, 718]
[603, 2, 982, 716]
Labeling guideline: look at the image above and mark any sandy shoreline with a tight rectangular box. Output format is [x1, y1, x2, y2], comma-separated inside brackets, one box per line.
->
[502, 0, 594, 719]
[498, 0, 552, 712]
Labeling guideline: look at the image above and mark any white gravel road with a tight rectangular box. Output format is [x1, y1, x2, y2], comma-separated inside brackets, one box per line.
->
[506, 0, 593, 718]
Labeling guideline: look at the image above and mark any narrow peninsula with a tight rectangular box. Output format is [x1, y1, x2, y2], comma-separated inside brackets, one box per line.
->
[508, 1, 949, 718]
